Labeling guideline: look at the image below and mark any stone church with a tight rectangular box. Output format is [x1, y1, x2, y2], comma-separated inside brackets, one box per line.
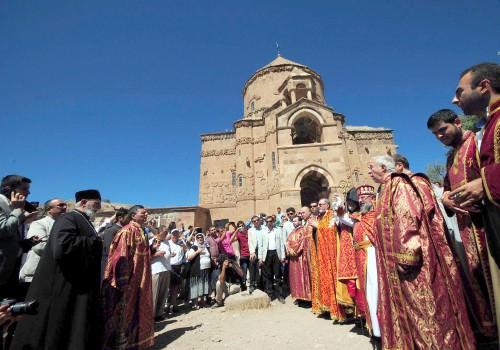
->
[199, 55, 396, 223]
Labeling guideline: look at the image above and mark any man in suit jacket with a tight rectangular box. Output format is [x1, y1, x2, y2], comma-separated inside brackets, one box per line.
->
[19, 198, 67, 284]
[258, 215, 286, 303]
[0, 175, 38, 298]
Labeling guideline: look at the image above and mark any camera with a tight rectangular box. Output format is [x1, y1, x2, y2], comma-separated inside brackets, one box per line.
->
[1, 299, 38, 315]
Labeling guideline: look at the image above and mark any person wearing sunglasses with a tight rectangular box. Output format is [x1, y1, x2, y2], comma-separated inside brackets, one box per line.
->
[258, 216, 286, 303]
[248, 215, 266, 294]
[309, 202, 319, 217]
[19, 198, 67, 286]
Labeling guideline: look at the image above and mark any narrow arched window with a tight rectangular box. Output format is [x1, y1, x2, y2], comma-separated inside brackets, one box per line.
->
[272, 152, 276, 170]
[292, 116, 321, 144]
[238, 175, 243, 187]
[295, 83, 308, 100]
[232, 172, 237, 186]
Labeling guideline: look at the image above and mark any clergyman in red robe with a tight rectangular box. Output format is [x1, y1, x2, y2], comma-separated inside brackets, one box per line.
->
[286, 214, 312, 302]
[369, 155, 475, 350]
[427, 109, 496, 342]
[450, 63, 500, 339]
[352, 184, 380, 337]
[102, 205, 155, 350]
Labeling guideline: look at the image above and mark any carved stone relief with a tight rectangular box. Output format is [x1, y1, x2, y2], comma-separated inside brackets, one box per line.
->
[201, 149, 236, 157]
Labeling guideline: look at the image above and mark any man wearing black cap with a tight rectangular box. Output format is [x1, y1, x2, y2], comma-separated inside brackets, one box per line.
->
[11, 189, 104, 350]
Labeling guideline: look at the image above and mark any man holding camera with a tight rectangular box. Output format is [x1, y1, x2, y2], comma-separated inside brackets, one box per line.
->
[214, 254, 243, 307]
[0, 175, 39, 299]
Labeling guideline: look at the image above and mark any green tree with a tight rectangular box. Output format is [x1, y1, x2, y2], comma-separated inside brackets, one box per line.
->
[426, 162, 446, 185]
[459, 114, 480, 132]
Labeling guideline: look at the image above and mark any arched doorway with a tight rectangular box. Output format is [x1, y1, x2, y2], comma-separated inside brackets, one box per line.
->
[300, 171, 330, 206]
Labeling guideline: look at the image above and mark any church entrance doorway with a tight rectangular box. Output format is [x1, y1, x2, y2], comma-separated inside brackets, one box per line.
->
[300, 171, 330, 207]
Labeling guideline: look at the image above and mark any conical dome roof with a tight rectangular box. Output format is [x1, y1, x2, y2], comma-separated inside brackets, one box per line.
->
[260, 55, 308, 69]
[243, 55, 323, 98]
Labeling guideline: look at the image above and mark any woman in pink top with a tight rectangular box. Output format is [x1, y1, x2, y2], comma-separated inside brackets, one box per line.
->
[234, 220, 250, 290]
[220, 222, 236, 258]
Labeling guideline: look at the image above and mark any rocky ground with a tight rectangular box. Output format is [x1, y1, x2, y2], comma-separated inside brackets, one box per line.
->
[152, 296, 376, 350]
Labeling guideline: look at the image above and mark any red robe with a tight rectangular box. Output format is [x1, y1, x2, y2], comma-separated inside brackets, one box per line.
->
[312, 210, 344, 320]
[444, 130, 496, 338]
[376, 173, 475, 350]
[336, 222, 357, 310]
[102, 222, 155, 350]
[479, 98, 500, 267]
[353, 210, 376, 328]
[286, 225, 312, 301]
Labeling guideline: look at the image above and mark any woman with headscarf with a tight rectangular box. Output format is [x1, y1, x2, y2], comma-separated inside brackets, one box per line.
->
[187, 233, 212, 308]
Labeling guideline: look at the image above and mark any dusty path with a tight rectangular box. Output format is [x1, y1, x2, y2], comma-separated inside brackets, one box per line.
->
[152, 298, 375, 350]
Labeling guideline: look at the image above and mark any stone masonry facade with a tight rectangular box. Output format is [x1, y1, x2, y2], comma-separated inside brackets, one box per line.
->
[199, 56, 396, 223]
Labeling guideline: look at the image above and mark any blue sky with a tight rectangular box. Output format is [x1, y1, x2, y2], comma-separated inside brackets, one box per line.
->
[1, 1, 498, 207]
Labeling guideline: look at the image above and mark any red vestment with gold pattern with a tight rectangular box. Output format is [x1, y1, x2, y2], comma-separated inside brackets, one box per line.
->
[376, 173, 475, 350]
[353, 210, 375, 328]
[102, 221, 155, 350]
[336, 222, 357, 310]
[311, 210, 344, 320]
[479, 98, 500, 267]
[444, 130, 496, 339]
[286, 225, 312, 301]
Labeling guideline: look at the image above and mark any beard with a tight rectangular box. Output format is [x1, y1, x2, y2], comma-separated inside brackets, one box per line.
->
[83, 208, 97, 220]
[360, 203, 373, 214]
[461, 91, 489, 116]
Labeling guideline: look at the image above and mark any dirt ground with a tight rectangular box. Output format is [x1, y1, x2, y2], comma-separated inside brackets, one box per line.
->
[152, 297, 375, 350]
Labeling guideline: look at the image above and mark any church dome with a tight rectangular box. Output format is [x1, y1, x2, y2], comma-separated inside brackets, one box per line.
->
[242, 55, 324, 117]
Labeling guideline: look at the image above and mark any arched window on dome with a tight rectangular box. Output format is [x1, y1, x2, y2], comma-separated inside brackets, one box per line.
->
[295, 83, 308, 100]
[292, 116, 322, 144]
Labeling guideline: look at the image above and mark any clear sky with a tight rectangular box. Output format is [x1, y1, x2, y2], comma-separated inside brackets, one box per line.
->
[1, 1, 498, 207]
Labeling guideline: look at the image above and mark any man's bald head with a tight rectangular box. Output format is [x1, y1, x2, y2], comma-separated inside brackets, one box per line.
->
[300, 206, 311, 220]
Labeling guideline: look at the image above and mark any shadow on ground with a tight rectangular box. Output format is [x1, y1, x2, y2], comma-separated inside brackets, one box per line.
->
[154, 324, 202, 348]
[154, 319, 177, 332]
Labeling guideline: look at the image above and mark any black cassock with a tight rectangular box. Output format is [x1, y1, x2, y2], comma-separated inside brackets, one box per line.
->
[11, 210, 103, 350]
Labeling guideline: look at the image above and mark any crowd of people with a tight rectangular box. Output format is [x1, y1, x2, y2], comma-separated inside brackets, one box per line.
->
[0, 62, 498, 350]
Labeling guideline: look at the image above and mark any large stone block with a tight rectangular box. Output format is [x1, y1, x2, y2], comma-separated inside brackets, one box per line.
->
[224, 289, 271, 311]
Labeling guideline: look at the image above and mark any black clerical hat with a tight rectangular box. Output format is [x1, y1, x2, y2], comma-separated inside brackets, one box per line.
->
[75, 189, 101, 202]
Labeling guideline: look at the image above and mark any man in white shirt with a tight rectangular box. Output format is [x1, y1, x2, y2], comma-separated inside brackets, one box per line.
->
[282, 207, 296, 240]
[247, 215, 267, 294]
[259, 216, 285, 303]
[150, 226, 172, 321]
[168, 229, 186, 313]
[20, 198, 67, 283]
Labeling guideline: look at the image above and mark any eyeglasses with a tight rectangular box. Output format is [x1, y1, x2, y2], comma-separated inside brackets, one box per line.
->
[287, 212, 294, 216]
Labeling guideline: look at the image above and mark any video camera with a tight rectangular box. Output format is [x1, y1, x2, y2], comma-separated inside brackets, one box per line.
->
[1, 299, 38, 316]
